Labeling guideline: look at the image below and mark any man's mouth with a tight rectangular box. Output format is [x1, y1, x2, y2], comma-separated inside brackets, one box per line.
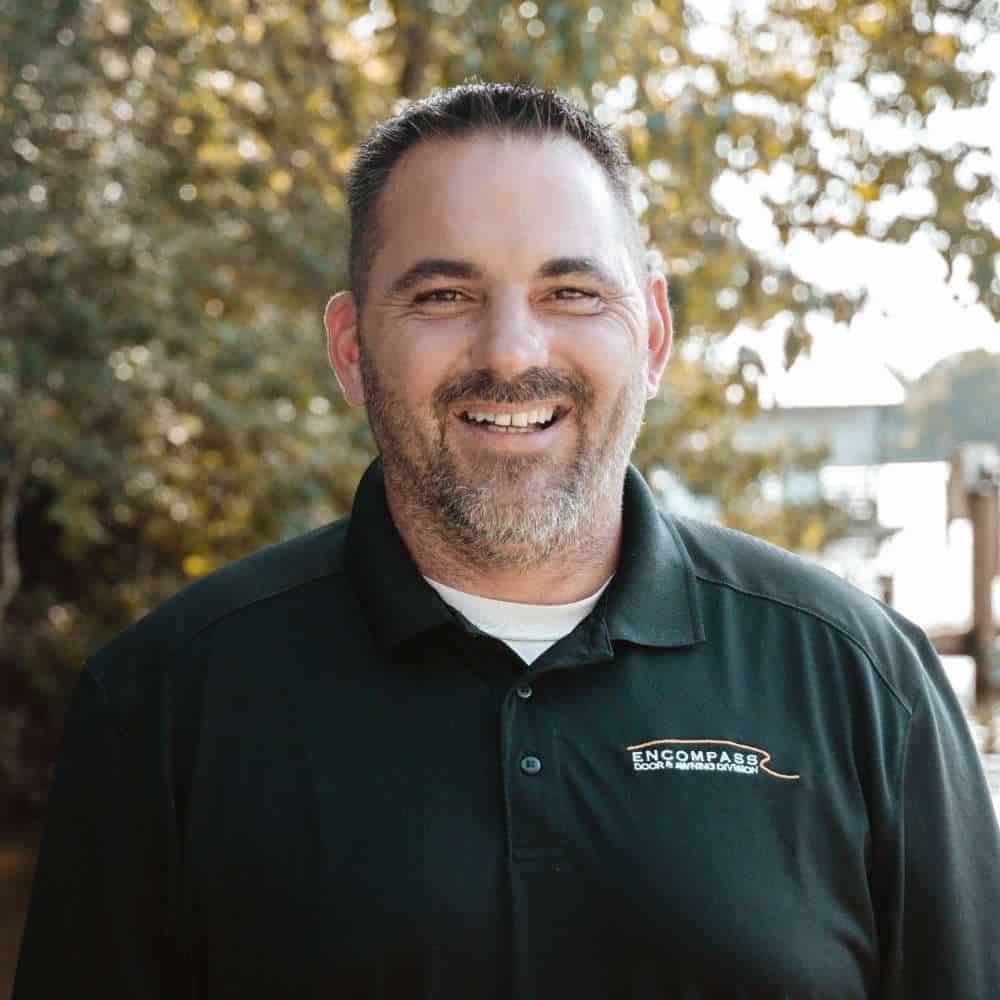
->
[457, 405, 565, 433]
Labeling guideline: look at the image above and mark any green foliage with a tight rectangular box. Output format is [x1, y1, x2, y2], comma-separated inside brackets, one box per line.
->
[1, 0, 998, 810]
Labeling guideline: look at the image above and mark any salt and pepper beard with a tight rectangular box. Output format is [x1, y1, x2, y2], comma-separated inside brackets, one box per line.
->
[360, 352, 648, 569]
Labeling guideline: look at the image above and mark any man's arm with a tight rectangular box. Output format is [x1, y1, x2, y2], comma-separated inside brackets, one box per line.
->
[878, 632, 1000, 998]
[12, 666, 183, 998]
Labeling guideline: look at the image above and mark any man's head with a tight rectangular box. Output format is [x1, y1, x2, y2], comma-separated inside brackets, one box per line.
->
[326, 82, 671, 570]
[345, 82, 647, 314]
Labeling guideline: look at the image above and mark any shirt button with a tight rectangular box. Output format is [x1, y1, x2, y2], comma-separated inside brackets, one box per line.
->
[520, 755, 542, 776]
[516, 685, 533, 700]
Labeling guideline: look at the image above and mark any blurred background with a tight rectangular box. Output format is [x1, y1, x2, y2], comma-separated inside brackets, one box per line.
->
[2, 0, 999, 989]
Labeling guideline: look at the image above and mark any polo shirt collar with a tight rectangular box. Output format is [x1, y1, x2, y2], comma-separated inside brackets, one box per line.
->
[347, 459, 457, 653]
[602, 464, 704, 648]
[347, 459, 704, 657]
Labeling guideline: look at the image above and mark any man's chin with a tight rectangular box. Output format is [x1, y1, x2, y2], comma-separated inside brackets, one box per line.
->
[450, 443, 580, 493]
[456, 446, 546, 474]
[446, 498, 581, 564]
[452, 464, 569, 509]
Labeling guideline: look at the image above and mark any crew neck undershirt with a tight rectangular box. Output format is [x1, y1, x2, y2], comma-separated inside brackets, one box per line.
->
[423, 575, 613, 665]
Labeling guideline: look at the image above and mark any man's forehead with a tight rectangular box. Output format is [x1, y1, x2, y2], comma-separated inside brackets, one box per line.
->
[370, 132, 638, 289]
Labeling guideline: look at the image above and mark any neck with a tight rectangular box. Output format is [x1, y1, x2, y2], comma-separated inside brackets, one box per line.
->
[384, 481, 623, 605]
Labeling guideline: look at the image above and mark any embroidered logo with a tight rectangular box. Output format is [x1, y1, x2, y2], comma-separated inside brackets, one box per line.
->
[626, 738, 800, 780]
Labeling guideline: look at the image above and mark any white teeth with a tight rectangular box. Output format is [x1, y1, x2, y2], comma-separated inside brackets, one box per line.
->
[461, 406, 559, 428]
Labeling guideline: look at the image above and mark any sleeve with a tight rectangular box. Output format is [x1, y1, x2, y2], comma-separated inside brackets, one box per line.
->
[879, 633, 1000, 999]
[12, 666, 183, 999]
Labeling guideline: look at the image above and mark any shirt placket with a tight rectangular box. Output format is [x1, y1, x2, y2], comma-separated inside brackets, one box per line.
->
[500, 672, 569, 1000]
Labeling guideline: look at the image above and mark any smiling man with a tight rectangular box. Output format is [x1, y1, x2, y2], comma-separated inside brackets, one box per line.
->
[325, 118, 668, 600]
[14, 83, 1000, 1000]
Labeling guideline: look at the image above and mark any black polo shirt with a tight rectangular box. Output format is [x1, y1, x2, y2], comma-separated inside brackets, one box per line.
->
[14, 460, 1000, 999]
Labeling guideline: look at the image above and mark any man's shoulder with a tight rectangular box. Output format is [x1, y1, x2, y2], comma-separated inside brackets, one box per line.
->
[86, 516, 352, 688]
[667, 513, 931, 711]
[667, 512, 874, 619]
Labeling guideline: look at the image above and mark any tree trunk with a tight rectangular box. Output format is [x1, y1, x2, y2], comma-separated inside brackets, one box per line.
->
[0, 442, 30, 633]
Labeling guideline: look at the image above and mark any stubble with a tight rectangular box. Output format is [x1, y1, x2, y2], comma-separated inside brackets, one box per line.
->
[361, 353, 646, 569]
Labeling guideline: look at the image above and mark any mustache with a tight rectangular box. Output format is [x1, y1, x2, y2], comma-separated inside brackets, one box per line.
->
[434, 368, 592, 409]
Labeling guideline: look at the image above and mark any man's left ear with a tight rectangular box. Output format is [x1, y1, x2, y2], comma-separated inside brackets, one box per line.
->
[645, 272, 672, 399]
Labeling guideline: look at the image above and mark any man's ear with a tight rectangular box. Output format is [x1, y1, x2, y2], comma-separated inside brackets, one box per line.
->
[645, 272, 672, 400]
[324, 291, 365, 406]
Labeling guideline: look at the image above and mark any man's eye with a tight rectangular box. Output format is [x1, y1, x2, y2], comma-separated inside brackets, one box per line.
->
[414, 289, 466, 303]
[552, 287, 599, 301]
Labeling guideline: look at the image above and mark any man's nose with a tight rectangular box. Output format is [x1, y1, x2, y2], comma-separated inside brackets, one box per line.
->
[470, 292, 549, 376]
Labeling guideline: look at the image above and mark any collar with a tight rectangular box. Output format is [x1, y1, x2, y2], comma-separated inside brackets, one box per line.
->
[346, 459, 704, 658]
[603, 464, 704, 648]
[346, 458, 457, 654]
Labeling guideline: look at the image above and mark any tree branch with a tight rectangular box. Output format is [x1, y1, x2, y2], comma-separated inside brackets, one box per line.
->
[393, 0, 432, 99]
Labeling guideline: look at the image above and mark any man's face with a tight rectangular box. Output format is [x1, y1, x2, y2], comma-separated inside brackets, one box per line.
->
[328, 133, 670, 567]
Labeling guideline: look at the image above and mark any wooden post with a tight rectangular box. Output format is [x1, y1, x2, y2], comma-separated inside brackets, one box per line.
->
[936, 446, 1000, 708]
[969, 478, 999, 702]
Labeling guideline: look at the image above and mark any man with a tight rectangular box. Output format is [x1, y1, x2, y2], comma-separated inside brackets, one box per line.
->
[14, 83, 1000, 999]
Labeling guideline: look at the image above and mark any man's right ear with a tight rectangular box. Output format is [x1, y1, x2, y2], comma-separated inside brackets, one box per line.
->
[324, 291, 366, 406]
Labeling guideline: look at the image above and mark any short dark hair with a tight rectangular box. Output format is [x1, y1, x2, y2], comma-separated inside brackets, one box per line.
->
[346, 81, 644, 311]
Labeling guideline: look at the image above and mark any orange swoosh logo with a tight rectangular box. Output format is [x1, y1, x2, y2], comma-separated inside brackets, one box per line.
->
[626, 738, 800, 780]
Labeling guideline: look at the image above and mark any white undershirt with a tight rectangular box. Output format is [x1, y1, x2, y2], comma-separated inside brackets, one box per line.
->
[423, 575, 613, 664]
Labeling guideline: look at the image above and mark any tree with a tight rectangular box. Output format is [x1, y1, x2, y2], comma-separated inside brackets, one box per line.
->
[894, 349, 1000, 457]
[2, 0, 997, 813]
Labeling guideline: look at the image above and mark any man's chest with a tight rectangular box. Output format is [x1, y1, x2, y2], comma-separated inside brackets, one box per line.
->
[183, 638, 878, 999]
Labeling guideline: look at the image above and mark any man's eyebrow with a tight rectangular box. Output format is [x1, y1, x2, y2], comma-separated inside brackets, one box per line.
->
[536, 257, 623, 290]
[386, 258, 484, 298]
